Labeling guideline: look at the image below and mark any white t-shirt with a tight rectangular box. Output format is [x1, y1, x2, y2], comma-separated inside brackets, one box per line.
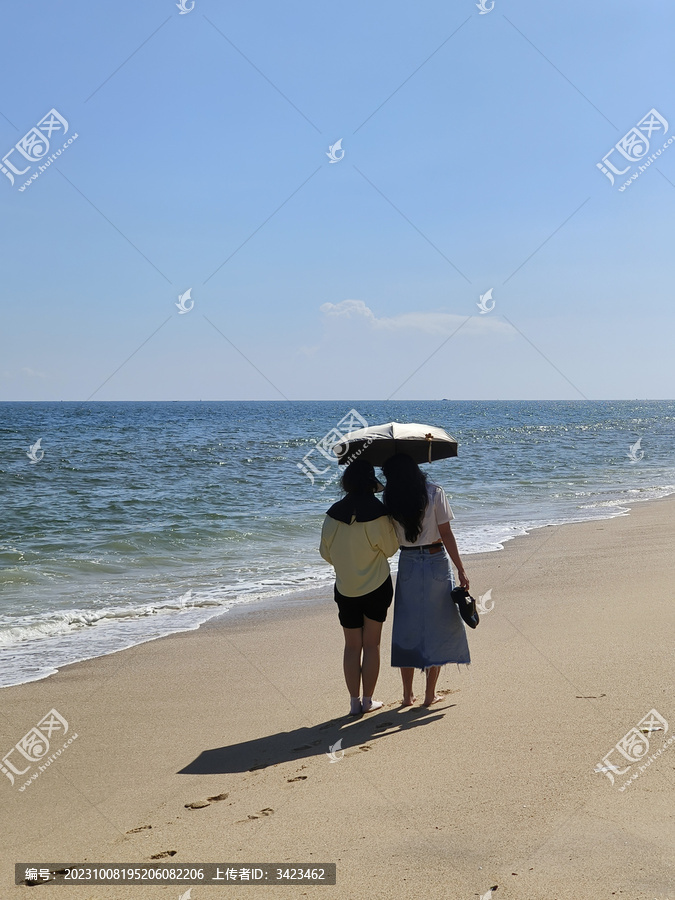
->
[392, 481, 454, 547]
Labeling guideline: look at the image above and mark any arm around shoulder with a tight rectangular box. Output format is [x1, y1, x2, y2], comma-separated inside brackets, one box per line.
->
[378, 516, 400, 557]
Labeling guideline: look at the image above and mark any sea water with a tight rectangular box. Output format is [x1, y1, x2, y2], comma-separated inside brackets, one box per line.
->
[1, 400, 673, 687]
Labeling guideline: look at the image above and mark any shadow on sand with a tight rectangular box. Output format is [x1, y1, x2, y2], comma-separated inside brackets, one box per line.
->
[178, 704, 455, 775]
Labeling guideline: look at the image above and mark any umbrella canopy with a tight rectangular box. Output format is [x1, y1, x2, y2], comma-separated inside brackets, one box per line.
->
[335, 422, 458, 466]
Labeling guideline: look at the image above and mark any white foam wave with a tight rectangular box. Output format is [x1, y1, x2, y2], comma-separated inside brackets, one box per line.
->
[579, 484, 675, 509]
[0, 572, 332, 651]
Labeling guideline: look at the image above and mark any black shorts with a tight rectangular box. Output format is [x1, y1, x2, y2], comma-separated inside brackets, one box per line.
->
[334, 576, 393, 629]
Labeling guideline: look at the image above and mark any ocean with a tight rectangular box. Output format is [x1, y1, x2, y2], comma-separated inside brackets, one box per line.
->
[1, 400, 673, 687]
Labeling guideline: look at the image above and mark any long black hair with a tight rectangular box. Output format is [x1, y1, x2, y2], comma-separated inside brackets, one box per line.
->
[382, 454, 428, 543]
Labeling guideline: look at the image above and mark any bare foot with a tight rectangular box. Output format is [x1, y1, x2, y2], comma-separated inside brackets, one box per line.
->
[423, 694, 443, 707]
[401, 696, 416, 707]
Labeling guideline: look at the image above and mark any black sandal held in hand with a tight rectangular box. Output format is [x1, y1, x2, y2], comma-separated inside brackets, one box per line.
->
[451, 586, 480, 629]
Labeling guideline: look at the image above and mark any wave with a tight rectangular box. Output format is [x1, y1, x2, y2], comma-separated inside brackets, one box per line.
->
[458, 482, 675, 553]
[0, 564, 336, 651]
[578, 483, 675, 508]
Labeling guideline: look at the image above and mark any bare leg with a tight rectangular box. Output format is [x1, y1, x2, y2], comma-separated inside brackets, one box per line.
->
[361, 616, 383, 711]
[343, 627, 363, 712]
[400, 667, 416, 706]
[423, 665, 442, 706]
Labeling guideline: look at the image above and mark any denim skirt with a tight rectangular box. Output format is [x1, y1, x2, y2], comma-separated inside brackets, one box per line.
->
[391, 547, 470, 669]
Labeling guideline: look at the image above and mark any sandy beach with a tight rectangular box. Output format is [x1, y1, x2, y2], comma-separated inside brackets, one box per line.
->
[2, 497, 674, 899]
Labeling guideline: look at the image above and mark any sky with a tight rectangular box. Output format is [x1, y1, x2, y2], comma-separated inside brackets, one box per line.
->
[1, 0, 674, 401]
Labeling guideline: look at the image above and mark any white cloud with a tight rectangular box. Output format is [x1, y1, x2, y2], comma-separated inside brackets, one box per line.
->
[320, 299, 377, 323]
[297, 344, 320, 357]
[320, 299, 512, 336]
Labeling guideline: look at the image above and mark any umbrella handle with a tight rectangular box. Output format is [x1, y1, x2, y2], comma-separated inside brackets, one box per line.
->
[425, 433, 433, 463]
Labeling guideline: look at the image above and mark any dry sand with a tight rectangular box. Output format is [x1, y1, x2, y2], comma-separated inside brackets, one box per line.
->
[1, 498, 674, 899]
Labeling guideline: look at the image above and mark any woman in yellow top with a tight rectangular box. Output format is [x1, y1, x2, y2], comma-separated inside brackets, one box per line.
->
[320, 459, 399, 716]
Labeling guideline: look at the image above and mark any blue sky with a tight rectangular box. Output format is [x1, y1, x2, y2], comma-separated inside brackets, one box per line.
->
[1, 0, 673, 401]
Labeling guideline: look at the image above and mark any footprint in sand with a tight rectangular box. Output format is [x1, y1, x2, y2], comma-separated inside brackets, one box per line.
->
[247, 807, 274, 820]
[373, 721, 394, 731]
[185, 792, 229, 809]
[150, 850, 177, 859]
[341, 744, 373, 759]
[287, 775, 307, 782]
[126, 825, 152, 833]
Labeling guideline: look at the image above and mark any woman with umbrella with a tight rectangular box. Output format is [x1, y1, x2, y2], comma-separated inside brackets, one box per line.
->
[382, 452, 470, 707]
